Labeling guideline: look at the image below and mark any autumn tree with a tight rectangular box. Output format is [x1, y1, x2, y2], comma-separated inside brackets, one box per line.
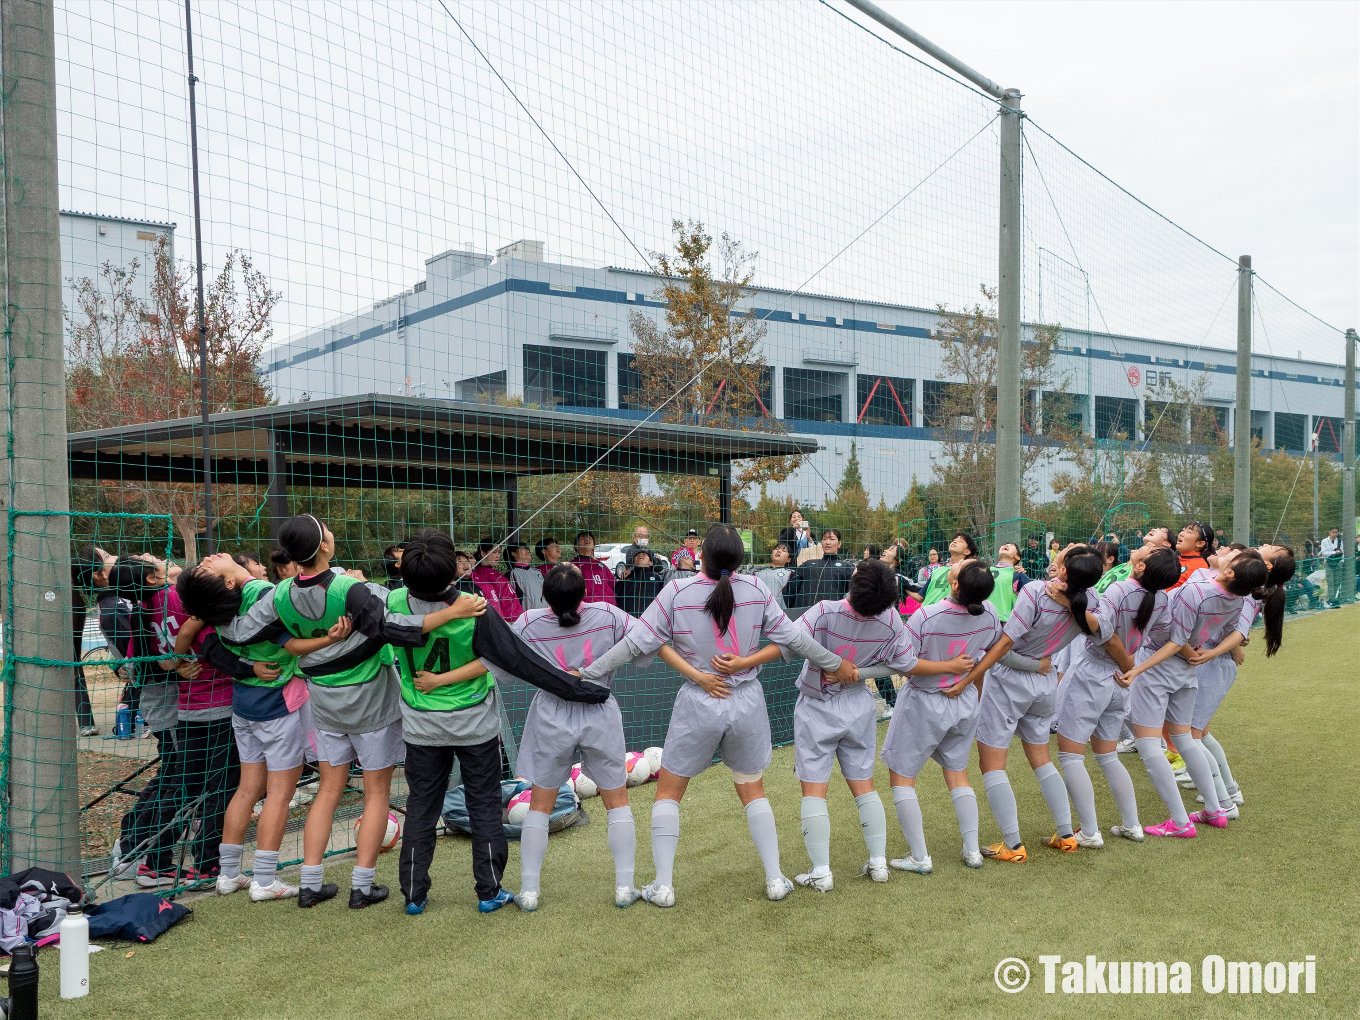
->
[66, 235, 280, 559]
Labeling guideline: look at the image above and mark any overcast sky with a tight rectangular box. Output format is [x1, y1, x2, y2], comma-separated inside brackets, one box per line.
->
[870, 0, 1359, 359]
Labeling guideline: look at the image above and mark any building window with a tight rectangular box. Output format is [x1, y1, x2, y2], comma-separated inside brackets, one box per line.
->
[783, 368, 846, 422]
[1143, 400, 1186, 442]
[1273, 412, 1307, 452]
[1094, 396, 1138, 441]
[855, 375, 913, 426]
[455, 370, 507, 404]
[617, 353, 641, 409]
[1042, 392, 1088, 435]
[523, 345, 606, 409]
[921, 380, 967, 427]
[1313, 415, 1341, 454]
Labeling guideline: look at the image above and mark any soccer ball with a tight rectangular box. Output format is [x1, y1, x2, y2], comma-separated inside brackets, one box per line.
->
[642, 746, 663, 780]
[354, 811, 401, 852]
[625, 751, 651, 787]
[571, 764, 598, 799]
[506, 789, 533, 825]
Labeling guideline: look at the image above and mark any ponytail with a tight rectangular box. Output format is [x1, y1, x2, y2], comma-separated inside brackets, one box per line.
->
[954, 559, 994, 615]
[1259, 546, 1294, 657]
[542, 563, 585, 628]
[1060, 545, 1104, 635]
[1223, 551, 1266, 597]
[1134, 547, 1180, 633]
[700, 524, 745, 635]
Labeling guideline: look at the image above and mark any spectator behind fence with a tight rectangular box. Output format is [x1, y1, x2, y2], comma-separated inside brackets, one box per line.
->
[777, 509, 814, 563]
[572, 531, 617, 606]
[669, 528, 702, 571]
[535, 536, 562, 573]
[671, 549, 698, 579]
[470, 539, 524, 622]
[754, 542, 793, 613]
[916, 547, 941, 586]
[234, 552, 268, 581]
[1019, 536, 1047, 578]
[1319, 526, 1344, 607]
[618, 525, 654, 579]
[508, 543, 546, 610]
[382, 544, 407, 590]
[616, 549, 667, 616]
[784, 528, 854, 614]
[71, 545, 109, 736]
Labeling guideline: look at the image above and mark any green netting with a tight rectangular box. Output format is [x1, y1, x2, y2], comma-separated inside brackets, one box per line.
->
[0, 0, 1352, 887]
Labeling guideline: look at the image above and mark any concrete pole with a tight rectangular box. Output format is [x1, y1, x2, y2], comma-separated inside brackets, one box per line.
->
[1342, 328, 1356, 603]
[1232, 256, 1253, 544]
[0, 0, 82, 873]
[994, 89, 1024, 547]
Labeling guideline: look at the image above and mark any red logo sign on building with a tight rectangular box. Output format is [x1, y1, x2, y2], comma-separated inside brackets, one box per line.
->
[1127, 366, 1141, 386]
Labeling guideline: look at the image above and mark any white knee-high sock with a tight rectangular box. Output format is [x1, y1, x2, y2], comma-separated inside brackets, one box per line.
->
[606, 807, 636, 890]
[518, 810, 551, 896]
[1200, 732, 1239, 796]
[1095, 750, 1140, 828]
[950, 786, 980, 856]
[1178, 738, 1221, 815]
[892, 786, 927, 861]
[1136, 736, 1187, 824]
[1057, 750, 1098, 836]
[651, 799, 680, 888]
[1034, 761, 1074, 837]
[743, 798, 783, 883]
[982, 770, 1022, 848]
[854, 791, 887, 864]
[800, 797, 831, 874]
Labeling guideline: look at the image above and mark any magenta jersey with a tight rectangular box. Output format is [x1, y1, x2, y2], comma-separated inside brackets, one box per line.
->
[143, 586, 231, 714]
[905, 597, 1002, 692]
[1002, 581, 1088, 659]
[632, 572, 797, 686]
[794, 599, 917, 699]
[512, 602, 635, 690]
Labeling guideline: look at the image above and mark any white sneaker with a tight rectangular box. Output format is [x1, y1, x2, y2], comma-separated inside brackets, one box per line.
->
[1176, 773, 1197, 789]
[961, 849, 985, 869]
[1115, 738, 1137, 754]
[766, 875, 795, 901]
[641, 882, 674, 908]
[79, 725, 100, 737]
[514, 890, 539, 912]
[794, 870, 834, 892]
[1110, 824, 1145, 842]
[109, 839, 142, 881]
[889, 854, 932, 874]
[216, 872, 252, 896]
[880, 706, 894, 721]
[249, 879, 298, 901]
[859, 860, 890, 883]
[614, 885, 641, 908]
[1073, 828, 1104, 849]
[1198, 791, 1244, 807]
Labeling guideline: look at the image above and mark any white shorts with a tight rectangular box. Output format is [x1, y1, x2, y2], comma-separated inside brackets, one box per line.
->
[1055, 666, 1129, 745]
[880, 684, 979, 777]
[661, 678, 771, 779]
[517, 691, 627, 791]
[976, 663, 1059, 748]
[314, 719, 405, 771]
[1128, 661, 1197, 729]
[232, 701, 317, 771]
[792, 684, 878, 784]
[1191, 657, 1236, 731]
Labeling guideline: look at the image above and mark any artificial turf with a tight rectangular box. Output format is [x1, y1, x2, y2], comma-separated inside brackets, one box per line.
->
[44, 605, 1359, 1019]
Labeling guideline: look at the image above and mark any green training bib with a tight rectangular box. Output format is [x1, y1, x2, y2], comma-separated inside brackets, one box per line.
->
[386, 588, 492, 712]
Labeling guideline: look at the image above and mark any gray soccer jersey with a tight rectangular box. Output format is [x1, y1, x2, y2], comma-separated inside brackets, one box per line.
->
[903, 598, 1002, 693]
[1076, 578, 1164, 669]
[1189, 593, 1259, 730]
[513, 603, 635, 691]
[1153, 577, 1248, 685]
[1002, 581, 1092, 660]
[793, 599, 917, 699]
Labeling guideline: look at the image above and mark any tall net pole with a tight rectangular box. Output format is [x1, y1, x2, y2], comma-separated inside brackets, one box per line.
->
[1343, 328, 1356, 604]
[994, 88, 1024, 547]
[0, 0, 81, 873]
[1232, 255, 1253, 543]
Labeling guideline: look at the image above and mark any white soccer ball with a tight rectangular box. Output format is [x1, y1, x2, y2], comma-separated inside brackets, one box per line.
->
[625, 751, 651, 787]
[506, 789, 533, 825]
[571, 764, 598, 799]
[642, 746, 663, 780]
[354, 811, 401, 852]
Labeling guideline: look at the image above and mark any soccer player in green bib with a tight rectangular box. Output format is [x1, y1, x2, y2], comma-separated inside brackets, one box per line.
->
[922, 533, 979, 606]
[272, 515, 488, 909]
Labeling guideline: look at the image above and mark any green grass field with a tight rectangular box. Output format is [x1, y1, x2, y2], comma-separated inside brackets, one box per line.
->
[44, 606, 1359, 1019]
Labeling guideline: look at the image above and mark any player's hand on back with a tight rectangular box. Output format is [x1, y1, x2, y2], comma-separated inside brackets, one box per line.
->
[451, 594, 488, 618]
[691, 671, 730, 699]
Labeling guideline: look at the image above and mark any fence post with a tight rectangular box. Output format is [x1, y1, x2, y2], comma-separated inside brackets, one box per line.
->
[994, 88, 1024, 548]
[1232, 255, 1252, 544]
[1343, 328, 1356, 605]
[0, 0, 82, 873]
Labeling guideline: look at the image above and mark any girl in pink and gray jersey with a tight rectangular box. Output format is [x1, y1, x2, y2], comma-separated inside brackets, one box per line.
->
[580, 525, 853, 907]
[1118, 547, 1269, 837]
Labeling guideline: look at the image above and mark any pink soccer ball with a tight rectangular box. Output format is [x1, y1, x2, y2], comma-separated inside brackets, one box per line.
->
[506, 788, 533, 825]
[625, 751, 651, 787]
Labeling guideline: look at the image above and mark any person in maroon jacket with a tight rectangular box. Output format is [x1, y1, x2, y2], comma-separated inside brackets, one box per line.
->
[571, 531, 617, 606]
[470, 538, 525, 622]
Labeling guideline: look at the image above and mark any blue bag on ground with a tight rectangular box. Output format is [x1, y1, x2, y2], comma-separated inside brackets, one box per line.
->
[87, 893, 191, 943]
[441, 779, 587, 839]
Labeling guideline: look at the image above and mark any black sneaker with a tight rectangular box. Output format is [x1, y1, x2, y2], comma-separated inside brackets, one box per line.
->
[348, 884, 389, 909]
[298, 883, 339, 908]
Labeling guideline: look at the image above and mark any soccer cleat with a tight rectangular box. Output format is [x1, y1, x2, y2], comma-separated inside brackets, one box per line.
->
[249, 879, 299, 901]
[1165, 750, 1186, 772]
[859, 859, 891, 883]
[879, 706, 894, 721]
[640, 882, 675, 908]
[889, 854, 933, 874]
[405, 898, 428, 915]
[794, 870, 834, 892]
[1073, 828, 1104, 849]
[1145, 818, 1196, 838]
[1187, 809, 1228, 829]
[135, 865, 177, 889]
[1177, 773, 1197, 789]
[1043, 833, 1079, 853]
[961, 849, 985, 869]
[477, 888, 515, 913]
[79, 725, 100, 737]
[981, 842, 1027, 862]
[216, 872, 252, 896]
[1110, 824, 1145, 842]
[298, 883, 339, 908]
[349, 884, 390, 909]
[766, 875, 795, 901]
[181, 866, 218, 889]
[1115, 738, 1137, 754]
[514, 890, 539, 912]
[614, 885, 642, 907]
[1198, 790, 1244, 807]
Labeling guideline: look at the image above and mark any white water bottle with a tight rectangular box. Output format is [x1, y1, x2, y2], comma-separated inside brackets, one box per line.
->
[59, 906, 90, 999]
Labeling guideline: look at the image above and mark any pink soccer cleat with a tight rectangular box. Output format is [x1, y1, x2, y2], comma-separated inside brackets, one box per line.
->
[1144, 818, 1197, 838]
[1188, 809, 1228, 829]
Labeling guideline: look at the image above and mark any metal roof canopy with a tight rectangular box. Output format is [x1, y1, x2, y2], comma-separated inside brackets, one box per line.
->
[67, 394, 818, 534]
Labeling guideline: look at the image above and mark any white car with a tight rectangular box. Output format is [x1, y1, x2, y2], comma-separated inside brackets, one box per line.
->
[592, 543, 630, 574]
